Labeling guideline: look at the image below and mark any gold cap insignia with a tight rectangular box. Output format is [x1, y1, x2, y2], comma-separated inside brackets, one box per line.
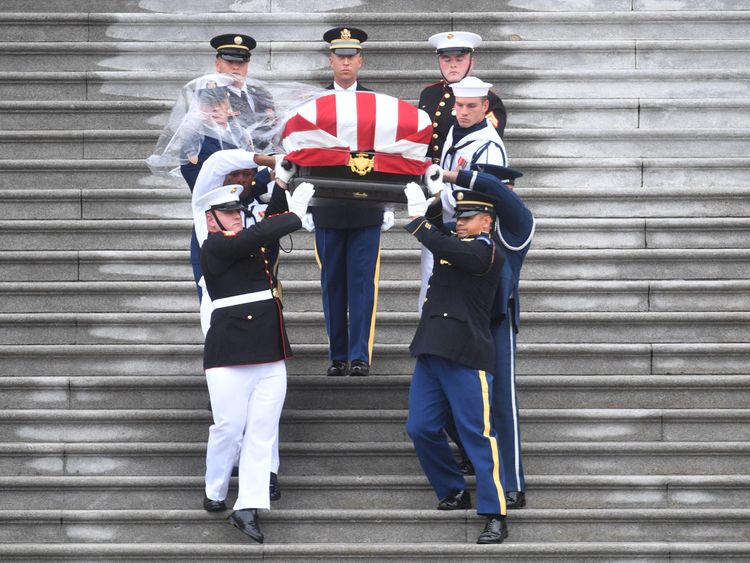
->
[447, 33, 454, 39]
[457, 192, 464, 200]
[206, 80, 217, 89]
[230, 187, 238, 193]
[234, 36, 243, 45]
[341, 28, 352, 40]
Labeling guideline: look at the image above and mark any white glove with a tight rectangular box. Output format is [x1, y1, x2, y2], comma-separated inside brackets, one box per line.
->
[274, 154, 297, 186]
[381, 210, 395, 231]
[404, 182, 429, 217]
[286, 182, 315, 219]
[424, 164, 445, 195]
[301, 213, 315, 232]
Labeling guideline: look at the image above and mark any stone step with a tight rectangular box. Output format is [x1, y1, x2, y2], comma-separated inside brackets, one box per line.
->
[11, 185, 749, 222]
[3, 98, 750, 131]
[2, 69, 748, 103]
[3, 217, 750, 250]
[1, 279, 748, 314]
[0, 507, 749, 544]
[2, 440, 747, 476]
[2, 311, 748, 346]
[5, 39, 750, 73]
[3, 374, 750, 411]
[2, 248, 750, 283]
[1, 407, 747, 444]
[0, 100, 170, 130]
[2, 473, 749, 511]
[2, 341, 750, 375]
[3, 10, 747, 42]
[3, 127, 749, 160]
[1, 542, 749, 563]
[2, 157, 748, 190]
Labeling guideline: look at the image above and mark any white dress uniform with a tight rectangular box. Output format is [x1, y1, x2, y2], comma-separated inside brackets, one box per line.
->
[419, 77, 509, 311]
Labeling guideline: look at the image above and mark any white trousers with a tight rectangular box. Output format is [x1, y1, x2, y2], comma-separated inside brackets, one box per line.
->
[418, 246, 433, 315]
[204, 361, 287, 510]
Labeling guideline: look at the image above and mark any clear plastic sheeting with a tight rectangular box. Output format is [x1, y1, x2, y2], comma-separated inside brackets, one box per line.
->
[146, 72, 325, 179]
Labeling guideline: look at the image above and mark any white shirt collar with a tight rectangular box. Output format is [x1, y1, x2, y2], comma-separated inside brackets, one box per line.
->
[333, 81, 358, 91]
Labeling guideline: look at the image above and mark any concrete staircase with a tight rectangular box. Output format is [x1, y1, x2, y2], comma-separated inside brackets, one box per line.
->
[1, 0, 749, 560]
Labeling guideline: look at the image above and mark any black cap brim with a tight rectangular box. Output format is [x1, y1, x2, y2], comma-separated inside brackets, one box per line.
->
[218, 51, 251, 62]
[330, 48, 360, 56]
[437, 47, 473, 55]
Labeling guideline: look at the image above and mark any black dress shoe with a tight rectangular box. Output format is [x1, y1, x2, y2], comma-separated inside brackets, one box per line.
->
[327, 360, 348, 376]
[202, 494, 226, 512]
[269, 472, 281, 501]
[477, 515, 508, 544]
[458, 456, 475, 475]
[505, 490, 526, 509]
[349, 360, 370, 376]
[228, 508, 264, 543]
[437, 489, 471, 510]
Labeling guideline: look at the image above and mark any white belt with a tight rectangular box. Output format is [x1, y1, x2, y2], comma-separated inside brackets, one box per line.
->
[212, 289, 274, 309]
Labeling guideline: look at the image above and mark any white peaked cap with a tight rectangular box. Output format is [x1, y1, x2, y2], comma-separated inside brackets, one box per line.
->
[428, 31, 482, 53]
[450, 76, 493, 98]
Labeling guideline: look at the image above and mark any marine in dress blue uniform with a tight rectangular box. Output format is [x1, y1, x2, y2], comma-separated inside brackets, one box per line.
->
[442, 163, 535, 509]
[311, 27, 386, 377]
[403, 185, 509, 544]
[418, 31, 507, 165]
[197, 182, 314, 543]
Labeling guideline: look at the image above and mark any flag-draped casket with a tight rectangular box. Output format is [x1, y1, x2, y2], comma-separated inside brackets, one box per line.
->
[281, 90, 432, 201]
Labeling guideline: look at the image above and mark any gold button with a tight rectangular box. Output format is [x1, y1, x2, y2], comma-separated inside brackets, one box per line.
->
[272, 287, 279, 298]
[451, 110, 456, 116]
[246, 315, 253, 320]
[432, 133, 438, 139]
[442, 312, 448, 317]
[432, 122, 438, 128]
[251, 180, 256, 186]
[260, 246, 266, 253]
[424, 298, 428, 303]
[435, 111, 441, 116]
[433, 158, 440, 163]
[444, 93, 450, 99]
[433, 145, 439, 151]
[439, 101, 445, 107]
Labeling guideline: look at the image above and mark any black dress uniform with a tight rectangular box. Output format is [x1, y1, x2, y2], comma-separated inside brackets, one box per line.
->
[404, 190, 509, 542]
[418, 82, 507, 164]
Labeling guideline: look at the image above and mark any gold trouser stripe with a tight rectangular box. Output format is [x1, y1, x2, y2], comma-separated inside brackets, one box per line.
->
[366, 242, 382, 364]
[313, 237, 322, 270]
[479, 369, 507, 515]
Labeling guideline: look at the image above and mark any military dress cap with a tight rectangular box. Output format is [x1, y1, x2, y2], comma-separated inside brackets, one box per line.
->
[451, 76, 493, 98]
[324, 27, 368, 55]
[428, 31, 482, 54]
[453, 189, 499, 218]
[210, 33, 256, 61]
[471, 162, 524, 182]
[196, 184, 245, 213]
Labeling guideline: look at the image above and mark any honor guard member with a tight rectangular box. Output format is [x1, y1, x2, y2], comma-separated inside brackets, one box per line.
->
[419, 31, 507, 165]
[302, 27, 391, 377]
[419, 76, 509, 310]
[403, 183, 508, 544]
[440, 163, 534, 510]
[197, 181, 315, 543]
[210, 33, 275, 150]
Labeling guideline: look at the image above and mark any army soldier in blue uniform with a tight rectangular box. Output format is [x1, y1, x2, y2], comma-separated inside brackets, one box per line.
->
[440, 163, 535, 510]
[403, 183, 509, 544]
[197, 181, 315, 543]
[418, 31, 507, 165]
[305, 27, 391, 377]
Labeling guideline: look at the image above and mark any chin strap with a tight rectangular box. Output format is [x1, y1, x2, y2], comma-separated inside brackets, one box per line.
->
[210, 209, 227, 232]
[441, 53, 474, 84]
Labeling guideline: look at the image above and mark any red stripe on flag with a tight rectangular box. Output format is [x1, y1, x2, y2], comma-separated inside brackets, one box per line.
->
[356, 92, 377, 151]
[396, 99, 418, 141]
[316, 94, 337, 137]
[374, 154, 430, 176]
[282, 114, 320, 137]
[285, 147, 350, 167]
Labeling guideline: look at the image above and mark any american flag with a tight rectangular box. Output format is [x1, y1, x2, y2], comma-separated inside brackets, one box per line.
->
[281, 91, 432, 175]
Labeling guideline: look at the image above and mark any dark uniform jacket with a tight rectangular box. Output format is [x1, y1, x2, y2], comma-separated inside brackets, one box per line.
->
[418, 81, 507, 164]
[309, 82, 385, 230]
[405, 216, 504, 374]
[180, 136, 238, 191]
[455, 170, 534, 331]
[227, 84, 275, 152]
[201, 210, 301, 369]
